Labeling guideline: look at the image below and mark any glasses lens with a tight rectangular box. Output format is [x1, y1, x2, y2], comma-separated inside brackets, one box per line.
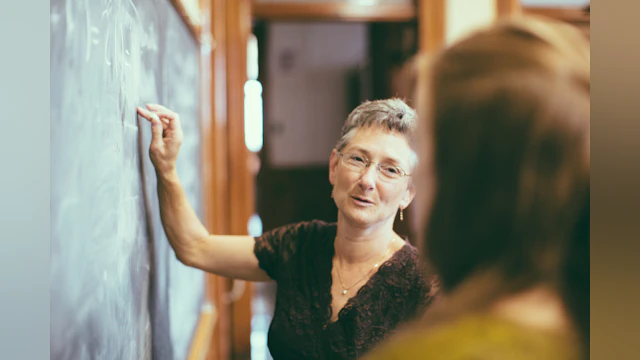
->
[379, 164, 403, 180]
[343, 154, 366, 170]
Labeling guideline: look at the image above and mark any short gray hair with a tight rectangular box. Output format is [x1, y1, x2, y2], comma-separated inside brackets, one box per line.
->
[335, 98, 418, 169]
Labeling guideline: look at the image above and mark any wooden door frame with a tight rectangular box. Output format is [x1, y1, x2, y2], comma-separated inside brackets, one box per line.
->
[195, 0, 256, 359]
[200, 0, 237, 359]
[252, 0, 415, 22]
[496, 0, 522, 18]
[417, 0, 446, 53]
[226, 0, 255, 359]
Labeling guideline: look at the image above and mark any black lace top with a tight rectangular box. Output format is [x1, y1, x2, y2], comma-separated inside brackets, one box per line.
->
[254, 220, 435, 359]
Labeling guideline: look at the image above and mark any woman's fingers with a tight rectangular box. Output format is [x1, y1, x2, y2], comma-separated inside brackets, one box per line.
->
[136, 104, 183, 174]
[146, 103, 176, 117]
[137, 107, 163, 122]
[142, 104, 178, 122]
[150, 110, 178, 122]
[144, 104, 181, 130]
[136, 106, 151, 120]
[137, 107, 170, 130]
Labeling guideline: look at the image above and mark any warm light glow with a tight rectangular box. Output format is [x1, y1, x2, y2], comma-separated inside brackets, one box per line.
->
[247, 213, 263, 237]
[245, 34, 263, 153]
[247, 34, 259, 80]
[244, 80, 264, 153]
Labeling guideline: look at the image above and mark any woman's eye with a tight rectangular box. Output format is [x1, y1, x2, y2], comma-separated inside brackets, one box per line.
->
[351, 156, 365, 163]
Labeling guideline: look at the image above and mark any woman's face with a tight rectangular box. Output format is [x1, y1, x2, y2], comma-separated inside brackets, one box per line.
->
[329, 126, 416, 228]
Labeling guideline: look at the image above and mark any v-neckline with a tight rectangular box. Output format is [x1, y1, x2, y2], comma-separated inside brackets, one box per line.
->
[323, 235, 408, 327]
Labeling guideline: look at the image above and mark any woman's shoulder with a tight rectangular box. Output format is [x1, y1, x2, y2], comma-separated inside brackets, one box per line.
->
[285, 219, 337, 234]
[381, 240, 438, 302]
[365, 313, 581, 360]
[260, 219, 337, 240]
[254, 220, 337, 278]
[391, 240, 429, 279]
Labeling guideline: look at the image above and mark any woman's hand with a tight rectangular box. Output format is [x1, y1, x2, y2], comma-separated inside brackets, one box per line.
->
[137, 104, 184, 176]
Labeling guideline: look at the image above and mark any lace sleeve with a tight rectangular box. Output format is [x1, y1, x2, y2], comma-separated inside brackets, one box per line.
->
[253, 220, 327, 282]
[406, 252, 440, 320]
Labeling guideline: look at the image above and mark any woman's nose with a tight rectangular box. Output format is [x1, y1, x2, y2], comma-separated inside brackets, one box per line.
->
[358, 165, 378, 189]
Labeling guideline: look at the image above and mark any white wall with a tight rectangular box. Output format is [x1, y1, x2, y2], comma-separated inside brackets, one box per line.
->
[266, 22, 368, 167]
[446, 0, 497, 45]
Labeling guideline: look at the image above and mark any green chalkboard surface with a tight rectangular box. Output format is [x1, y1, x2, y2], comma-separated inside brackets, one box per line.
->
[51, 1, 205, 359]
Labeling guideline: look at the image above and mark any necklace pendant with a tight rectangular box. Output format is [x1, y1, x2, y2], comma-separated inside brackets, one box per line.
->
[342, 289, 347, 295]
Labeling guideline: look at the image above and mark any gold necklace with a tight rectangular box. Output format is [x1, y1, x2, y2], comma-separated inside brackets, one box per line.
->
[335, 237, 395, 296]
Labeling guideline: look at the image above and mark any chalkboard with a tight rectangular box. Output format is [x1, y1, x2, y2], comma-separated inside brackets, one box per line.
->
[50, 1, 205, 359]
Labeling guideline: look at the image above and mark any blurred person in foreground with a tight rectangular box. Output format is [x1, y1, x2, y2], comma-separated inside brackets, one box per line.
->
[366, 15, 590, 360]
[137, 98, 437, 359]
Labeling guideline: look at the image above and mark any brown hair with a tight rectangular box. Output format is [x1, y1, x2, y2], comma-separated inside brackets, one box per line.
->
[421, 15, 590, 332]
[335, 98, 419, 169]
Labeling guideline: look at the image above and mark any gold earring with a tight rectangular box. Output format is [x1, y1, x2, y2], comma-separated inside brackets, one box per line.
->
[399, 208, 404, 221]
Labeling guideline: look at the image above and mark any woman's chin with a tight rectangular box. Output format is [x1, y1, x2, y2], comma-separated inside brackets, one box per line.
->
[342, 208, 378, 227]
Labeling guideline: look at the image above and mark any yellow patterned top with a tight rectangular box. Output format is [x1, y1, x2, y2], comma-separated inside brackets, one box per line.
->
[364, 314, 582, 360]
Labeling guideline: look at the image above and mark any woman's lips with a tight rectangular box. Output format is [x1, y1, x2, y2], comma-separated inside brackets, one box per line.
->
[351, 196, 374, 206]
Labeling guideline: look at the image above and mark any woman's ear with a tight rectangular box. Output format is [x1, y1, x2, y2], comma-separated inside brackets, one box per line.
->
[329, 149, 339, 186]
[401, 184, 417, 209]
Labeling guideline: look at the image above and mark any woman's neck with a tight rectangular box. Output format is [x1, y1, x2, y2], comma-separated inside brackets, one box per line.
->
[422, 272, 572, 337]
[335, 216, 396, 265]
[491, 284, 571, 334]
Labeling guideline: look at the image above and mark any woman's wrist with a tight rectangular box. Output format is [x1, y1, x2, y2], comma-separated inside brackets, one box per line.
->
[155, 167, 180, 184]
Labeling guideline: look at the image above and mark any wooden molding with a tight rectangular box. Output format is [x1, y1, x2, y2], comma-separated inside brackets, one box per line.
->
[523, 6, 590, 24]
[197, 0, 222, 359]
[170, 0, 204, 42]
[252, 1, 415, 22]
[226, 0, 255, 358]
[496, 0, 521, 18]
[204, 0, 233, 358]
[187, 305, 218, 360]
[418, 0, 445, 53]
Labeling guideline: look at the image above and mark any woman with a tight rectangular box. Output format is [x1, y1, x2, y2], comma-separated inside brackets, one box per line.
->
[367, 16, 590, 360]
[136, 98, 436, 359]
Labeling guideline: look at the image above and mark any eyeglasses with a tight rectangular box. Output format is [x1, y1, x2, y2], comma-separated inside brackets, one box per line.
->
[337, 151, 411, 181]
